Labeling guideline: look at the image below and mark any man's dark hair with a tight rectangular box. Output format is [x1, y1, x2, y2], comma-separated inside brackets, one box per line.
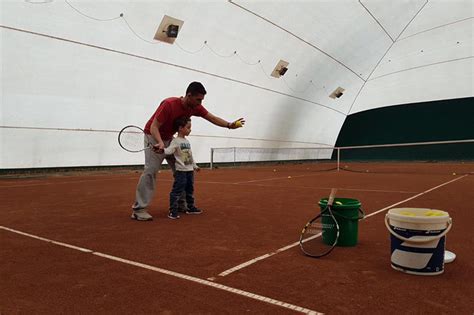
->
[186, 82, 207, 96]
[173, 116, 191, 132]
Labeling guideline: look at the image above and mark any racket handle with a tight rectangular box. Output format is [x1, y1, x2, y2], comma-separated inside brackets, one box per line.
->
[327, 188, 337, 206]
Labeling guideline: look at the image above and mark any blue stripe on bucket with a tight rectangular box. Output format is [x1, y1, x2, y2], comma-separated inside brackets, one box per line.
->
[391, 227, 444, 238]
[390, 236, 445, 274]
[396, 244, 440, 254]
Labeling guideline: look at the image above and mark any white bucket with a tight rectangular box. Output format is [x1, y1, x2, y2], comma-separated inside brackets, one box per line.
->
[385, 208, 452, 276]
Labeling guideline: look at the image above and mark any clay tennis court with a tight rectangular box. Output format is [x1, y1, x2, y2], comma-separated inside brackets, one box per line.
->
[1, 162, 473, 314]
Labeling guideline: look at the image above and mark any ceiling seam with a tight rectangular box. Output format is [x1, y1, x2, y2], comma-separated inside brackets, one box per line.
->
[0, 126, 333, 146]
[368, 56, 474, 81]
[50, 0, 331, 101]
[395, 0, 431, 40]
[358, 0, 395, 42]
[0, 25, 345, 116]
[398, 16, 474, 41]
[228, 0, 365, 81]
[346, 0, 430, 115]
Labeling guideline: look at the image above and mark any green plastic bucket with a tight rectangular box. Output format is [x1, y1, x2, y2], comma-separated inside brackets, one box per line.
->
[318, 198, 364, 247]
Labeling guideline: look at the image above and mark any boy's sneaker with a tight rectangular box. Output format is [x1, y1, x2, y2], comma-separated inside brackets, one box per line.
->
[131, 209, 153, 221]
[177, 206, 188, 213]
[186, 207, 202, 215]
[177, 199, 187, 213]
[168, 212, 180, 220]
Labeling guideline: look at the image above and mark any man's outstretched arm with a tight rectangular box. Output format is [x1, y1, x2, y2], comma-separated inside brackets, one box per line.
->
[203, 112, 245, 129]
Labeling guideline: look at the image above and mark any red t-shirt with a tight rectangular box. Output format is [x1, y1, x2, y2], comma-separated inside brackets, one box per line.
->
[144, 97, 209, 140]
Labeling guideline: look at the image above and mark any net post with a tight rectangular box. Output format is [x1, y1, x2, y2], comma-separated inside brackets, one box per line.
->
[233, 147, 236, 167]
[337, 148, 340, 171]
[210, 148, 214, 170]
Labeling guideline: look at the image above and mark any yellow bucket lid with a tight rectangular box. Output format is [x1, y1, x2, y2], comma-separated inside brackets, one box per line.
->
[398, 209, 447, 217]
[387, 208, 450, 223]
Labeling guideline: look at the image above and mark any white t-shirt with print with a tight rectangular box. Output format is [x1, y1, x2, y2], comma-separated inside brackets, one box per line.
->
[163, 137, 197, 172]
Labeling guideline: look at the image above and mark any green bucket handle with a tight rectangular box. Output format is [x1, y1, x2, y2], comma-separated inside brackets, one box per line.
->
[332, 207, 365, 221]
[384, 215, 452, 243]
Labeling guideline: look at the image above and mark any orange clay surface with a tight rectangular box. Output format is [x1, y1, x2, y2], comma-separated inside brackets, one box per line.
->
[1, 162, 473, 314]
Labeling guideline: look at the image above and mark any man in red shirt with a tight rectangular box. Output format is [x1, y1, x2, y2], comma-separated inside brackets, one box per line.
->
[132, 82, 245, 221]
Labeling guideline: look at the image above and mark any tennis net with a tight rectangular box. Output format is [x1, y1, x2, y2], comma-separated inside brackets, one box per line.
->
[210, 139, 474, 174]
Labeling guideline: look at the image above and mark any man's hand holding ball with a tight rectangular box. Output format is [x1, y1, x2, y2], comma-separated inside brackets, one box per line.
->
[228, 118, 245, 129]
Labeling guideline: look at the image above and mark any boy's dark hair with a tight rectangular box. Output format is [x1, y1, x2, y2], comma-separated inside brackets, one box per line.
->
[186, 82, 207, 96]
[173, 116, 191, 132]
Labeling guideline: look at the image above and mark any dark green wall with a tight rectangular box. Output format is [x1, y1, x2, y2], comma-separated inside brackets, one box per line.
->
[335, 97, 474, 160]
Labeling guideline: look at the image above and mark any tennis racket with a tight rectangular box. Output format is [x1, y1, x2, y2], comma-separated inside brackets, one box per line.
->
[299, 188, 340, 258]
[118, 125, 153, 153]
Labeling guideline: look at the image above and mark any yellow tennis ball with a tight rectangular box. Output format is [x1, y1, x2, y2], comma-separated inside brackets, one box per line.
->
[424, 211, 444, 216]
[234, 120, 243, 128]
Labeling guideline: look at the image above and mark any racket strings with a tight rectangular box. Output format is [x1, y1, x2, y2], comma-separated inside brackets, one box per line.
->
[300, 211, 339, 257]
[119, 126, 146, 152]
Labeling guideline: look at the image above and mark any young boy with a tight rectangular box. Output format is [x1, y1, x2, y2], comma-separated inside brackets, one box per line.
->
[162, 116, 202, 219]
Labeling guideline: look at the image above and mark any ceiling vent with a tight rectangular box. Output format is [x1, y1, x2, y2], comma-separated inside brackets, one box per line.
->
[329, 87, 345, 99]
[154, 15, 184, 44]
[271, 60, 289, 78]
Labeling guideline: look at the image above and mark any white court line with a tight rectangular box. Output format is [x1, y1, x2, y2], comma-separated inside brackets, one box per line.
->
[217, 242, 300, 277]
[216, 174, 469, 278]
[217, 234, 321, 278]
[186, 180, 415, 195]
[197, 180, 416, 194]
[0, 226, 321, 315]
[0, 177, 136, 188]
[363, 174, 469, 219]
[0, 177, 415, 194]
[234, 183, 417, 194]
[233, 173, 312, 184]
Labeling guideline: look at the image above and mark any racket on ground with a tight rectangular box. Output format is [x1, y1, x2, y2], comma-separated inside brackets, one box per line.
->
[118, 125, 153, 153]
[299, 188, 340, 258]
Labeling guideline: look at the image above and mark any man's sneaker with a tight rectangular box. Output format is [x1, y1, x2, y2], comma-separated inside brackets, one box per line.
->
[131, 209, 153, 221]
[186, 207, 202, 215]
[168, 212, 180, 220]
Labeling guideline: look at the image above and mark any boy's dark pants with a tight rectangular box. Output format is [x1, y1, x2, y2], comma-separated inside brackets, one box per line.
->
[169, 171, 195, 214]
